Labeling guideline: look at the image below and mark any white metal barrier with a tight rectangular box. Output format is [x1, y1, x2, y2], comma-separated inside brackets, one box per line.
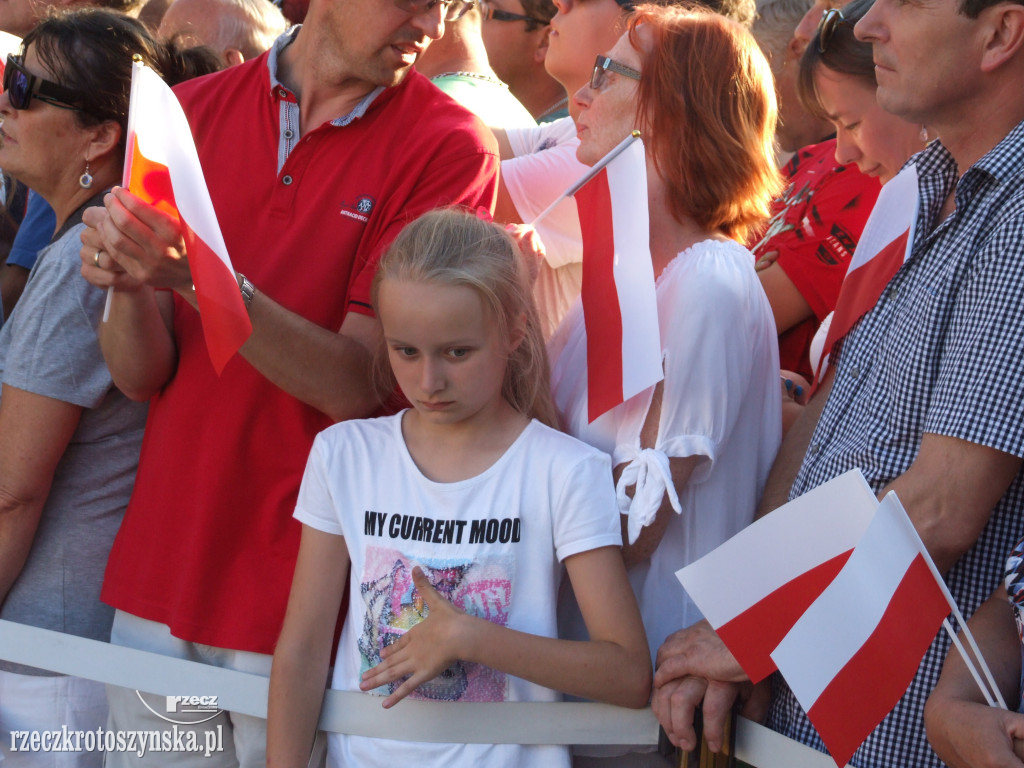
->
[0, 620, 843, 767]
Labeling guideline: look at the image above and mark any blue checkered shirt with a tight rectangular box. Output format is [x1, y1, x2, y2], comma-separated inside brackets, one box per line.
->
[767, 120, 1024, 768]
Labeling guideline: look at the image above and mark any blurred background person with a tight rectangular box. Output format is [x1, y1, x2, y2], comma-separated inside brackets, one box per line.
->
[416, 2, 537, 128]
[752, 0, 831, 165]
[139, 0, 172, 29]
[273, 0, 307, 23]
[479, 0, 567, 122]
[0, 9, 217, 767]
[158, 0, 287, 67]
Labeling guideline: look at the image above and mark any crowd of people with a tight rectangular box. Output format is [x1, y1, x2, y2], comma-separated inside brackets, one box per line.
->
[0, 0, 1022, 767]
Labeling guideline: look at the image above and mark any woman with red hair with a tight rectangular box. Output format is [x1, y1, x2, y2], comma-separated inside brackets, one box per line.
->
[550, 4, 783, 691]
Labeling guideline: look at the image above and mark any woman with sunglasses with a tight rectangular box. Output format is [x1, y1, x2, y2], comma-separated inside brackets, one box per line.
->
[799, 0, 925, 190]
[549, 6, 781, 761]
[789, 0, 925, 384]
[0, 10, 217, 765]
[496, 0, 757, 339]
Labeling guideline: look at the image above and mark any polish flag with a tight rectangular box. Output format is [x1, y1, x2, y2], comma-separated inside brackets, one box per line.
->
[816, 165, 918, 380]
[123, 62, 251, 374]
[771, 492, 951, 767]
[675, 470, 877, 682]
[573, 136, 662, 422]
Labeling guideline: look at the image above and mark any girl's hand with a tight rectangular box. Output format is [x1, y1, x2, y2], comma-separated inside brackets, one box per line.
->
[359, 566, 469, 708]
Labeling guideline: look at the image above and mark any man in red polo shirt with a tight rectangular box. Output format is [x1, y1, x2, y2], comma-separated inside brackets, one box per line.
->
[80, 0, 498, 763]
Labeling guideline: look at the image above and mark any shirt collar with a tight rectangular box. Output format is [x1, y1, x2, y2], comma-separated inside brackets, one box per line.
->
[265, 25, 385, 126]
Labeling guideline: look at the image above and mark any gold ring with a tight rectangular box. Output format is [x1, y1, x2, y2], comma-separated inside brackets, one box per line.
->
[94, 250, 102, 267]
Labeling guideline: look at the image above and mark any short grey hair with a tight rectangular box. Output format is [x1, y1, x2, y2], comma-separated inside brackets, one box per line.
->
[752, 0, 812, 66]
[212, 0, 287, 59]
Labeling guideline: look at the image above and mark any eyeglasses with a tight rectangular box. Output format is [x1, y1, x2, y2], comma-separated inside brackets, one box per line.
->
[817, 8, 847, 54]
[481, 2, 547, 25]
[591, 54, 640, 91]
[3, 55, 86, 112]
[393, 0, 477, 21]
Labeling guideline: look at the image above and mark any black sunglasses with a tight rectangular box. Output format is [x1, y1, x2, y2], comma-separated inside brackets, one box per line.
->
[3, 54, 86, 112]
[817, 8, 848, 54]
[393, 0, 477, 21]
[591, 54, 640, 91]
[482, 4, 547, 24]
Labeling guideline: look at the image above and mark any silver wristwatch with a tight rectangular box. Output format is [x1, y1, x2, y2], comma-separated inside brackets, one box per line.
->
[237, 273, 255, 309]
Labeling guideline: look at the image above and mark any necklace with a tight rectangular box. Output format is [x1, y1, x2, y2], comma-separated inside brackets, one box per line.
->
[431, 71, 508, 88]
[537, 94, 569, 121]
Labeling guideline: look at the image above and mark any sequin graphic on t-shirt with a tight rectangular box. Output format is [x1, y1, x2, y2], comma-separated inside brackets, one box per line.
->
[359, 547, 514, 702]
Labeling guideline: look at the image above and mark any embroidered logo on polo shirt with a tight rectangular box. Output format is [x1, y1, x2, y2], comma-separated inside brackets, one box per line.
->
[340, 195, 376, 223]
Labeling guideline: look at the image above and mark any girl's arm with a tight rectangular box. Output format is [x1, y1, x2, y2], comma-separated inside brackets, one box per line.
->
[268, 525, 349, 768]
[360, 546, 652, 709]
[924, 588, 1024, 768]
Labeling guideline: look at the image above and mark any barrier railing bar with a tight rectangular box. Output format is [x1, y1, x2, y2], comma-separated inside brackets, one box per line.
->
[0, 620, 847, 765]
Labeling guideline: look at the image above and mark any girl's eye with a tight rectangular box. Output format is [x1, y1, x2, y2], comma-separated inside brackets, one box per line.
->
[395, 347, 418, 357]
[448, 348, 469, 359]
[844, 121, 860, 132]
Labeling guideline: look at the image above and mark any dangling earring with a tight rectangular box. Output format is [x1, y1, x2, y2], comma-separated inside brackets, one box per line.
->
[919, 125, 929, 144]
[79, 161, 93, 189]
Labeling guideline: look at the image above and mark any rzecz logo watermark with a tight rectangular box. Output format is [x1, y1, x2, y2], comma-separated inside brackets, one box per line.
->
[136, 691, 223, 724]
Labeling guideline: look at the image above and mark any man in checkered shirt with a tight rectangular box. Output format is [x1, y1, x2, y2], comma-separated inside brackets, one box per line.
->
[651, 0, 1024, 765]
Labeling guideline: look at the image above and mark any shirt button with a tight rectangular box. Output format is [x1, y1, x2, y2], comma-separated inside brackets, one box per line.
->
[809, 444, 819, 457]
[282, 175, 293, 185]
[283, 129, 294, 140]
[851, 367, 860, 378]
[278, 88, 288, 99]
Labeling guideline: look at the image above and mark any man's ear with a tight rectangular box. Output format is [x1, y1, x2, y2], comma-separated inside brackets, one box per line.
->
[223, 48, 245, 68]
[534, 25, 551, 64]
[979, 2, 1024, 72]
[785, 34, 804, 62]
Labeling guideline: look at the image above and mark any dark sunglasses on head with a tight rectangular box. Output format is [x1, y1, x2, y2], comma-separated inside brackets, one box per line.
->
[591, 54, 640, 91]
[817, 8, 848, 54]
[3, 54, 86, 112]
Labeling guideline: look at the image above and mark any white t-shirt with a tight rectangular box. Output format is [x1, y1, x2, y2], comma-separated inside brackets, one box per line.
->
[294, 412, 622, 768]
[503, 117, 587, 338]
[550, 239, 782, 660]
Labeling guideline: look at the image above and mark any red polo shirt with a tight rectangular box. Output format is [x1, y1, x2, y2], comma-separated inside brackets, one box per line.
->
[101, 51, 498, 654]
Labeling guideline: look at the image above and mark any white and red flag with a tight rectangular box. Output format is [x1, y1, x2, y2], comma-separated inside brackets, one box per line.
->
[816, 165, 918, 381]
[123, 62, 251, 374]
[675, 469, 877, 683]
[568, 134, 662, 422]
[771, 492, 950, 767]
